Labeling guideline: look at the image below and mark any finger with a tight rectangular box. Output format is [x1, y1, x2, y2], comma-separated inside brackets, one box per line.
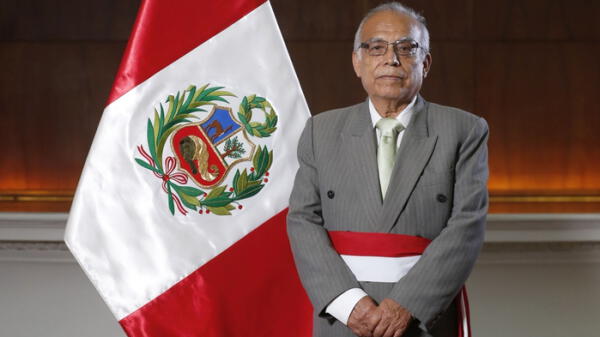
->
[348, 316, 367, 330]
[372, 319, 389, 337]
[350, 325, 368, 337]
[350, 327, 363, 337]
[382, 323, 396, 337]
[391, 320, 409, 337]
[351, 323, 373, 337]
[352, 328, 373, 337]
[366, 312, 383, 331]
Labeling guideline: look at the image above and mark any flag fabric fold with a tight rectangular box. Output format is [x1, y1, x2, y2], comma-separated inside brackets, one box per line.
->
[65, 1, 312, 336]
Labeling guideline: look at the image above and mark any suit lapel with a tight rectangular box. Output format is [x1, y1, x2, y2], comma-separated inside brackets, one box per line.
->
[342, 101, 383, 230]
[380, 97, 438, 232]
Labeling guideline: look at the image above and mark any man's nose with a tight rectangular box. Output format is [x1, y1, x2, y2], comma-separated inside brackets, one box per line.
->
[384, 46, 400, 66]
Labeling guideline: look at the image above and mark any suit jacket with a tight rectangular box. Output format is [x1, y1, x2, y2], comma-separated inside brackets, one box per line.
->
[287, 96, 489, 337]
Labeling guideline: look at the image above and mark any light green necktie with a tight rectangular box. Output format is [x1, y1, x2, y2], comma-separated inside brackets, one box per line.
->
[376, 118, 404, 199]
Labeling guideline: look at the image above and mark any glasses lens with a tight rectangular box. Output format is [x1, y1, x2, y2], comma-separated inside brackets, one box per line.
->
[395, 41, 419, 56]
[367, 41, 388, 56]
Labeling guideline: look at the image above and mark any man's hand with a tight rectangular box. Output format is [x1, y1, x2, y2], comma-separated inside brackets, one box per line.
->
[347, 296, 381, 337]
[371, 298, 412, 337]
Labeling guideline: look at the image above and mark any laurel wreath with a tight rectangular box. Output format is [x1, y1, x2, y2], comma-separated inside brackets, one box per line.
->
[237, 94, 278, 138]
[134, 84, 276, 216]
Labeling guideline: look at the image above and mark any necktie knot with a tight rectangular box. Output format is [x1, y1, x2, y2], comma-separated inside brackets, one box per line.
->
[376, 118, 404, 137]
[375, 118, 404, 199]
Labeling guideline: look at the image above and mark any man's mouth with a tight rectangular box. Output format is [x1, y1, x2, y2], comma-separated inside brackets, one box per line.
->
[377, 75, 405, 80]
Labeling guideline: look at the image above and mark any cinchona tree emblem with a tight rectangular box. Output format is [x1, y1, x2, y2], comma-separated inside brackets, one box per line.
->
[135, 84, 277, 216]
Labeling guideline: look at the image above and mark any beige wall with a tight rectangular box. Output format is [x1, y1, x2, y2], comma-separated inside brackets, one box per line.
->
[1, 215, 600, 337]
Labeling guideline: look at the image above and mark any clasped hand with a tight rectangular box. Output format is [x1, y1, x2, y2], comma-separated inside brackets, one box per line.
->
[347, 296, 412, 337]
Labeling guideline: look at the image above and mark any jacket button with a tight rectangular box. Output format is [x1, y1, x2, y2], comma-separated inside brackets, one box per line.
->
[327, 190, 335, 199]
[436, 194, 447, 203]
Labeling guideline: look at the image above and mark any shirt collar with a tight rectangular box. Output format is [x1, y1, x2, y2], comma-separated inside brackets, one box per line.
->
[368, 95, 417, 130]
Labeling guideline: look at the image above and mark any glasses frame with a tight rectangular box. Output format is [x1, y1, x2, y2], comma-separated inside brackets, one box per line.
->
[359, 38, 423, 57]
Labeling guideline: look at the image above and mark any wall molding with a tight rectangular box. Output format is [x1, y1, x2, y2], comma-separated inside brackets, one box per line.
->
[1, 212, 600, 263]
[485, 213, 600, 242]
[477, 241, 600, 265]
[3, 212, 599, 242]
[0, 241, 72, 263]
[4, 192, 600, 203]
[0, 212, 67, 241]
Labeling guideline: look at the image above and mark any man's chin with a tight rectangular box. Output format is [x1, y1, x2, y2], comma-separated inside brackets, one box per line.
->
[371, 89, 413, 102]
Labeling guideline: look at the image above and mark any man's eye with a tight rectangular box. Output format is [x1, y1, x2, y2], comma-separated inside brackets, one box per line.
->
[396, 43, 418, 54]
[370, 45, 386, 51]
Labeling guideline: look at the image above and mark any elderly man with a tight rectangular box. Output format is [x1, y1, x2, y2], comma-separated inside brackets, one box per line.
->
[287, 2, 488, 337]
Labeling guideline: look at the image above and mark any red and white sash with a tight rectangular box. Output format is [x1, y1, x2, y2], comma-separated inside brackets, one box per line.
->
[328, 231, 471, 337]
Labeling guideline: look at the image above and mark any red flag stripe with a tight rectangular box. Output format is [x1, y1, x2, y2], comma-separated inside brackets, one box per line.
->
[107, 0, 267, 105]
[328, 231, 432, 257]
[119, 209, 313, 337]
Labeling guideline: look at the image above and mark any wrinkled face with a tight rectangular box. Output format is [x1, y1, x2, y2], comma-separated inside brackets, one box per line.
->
[352, 11, 432, 104]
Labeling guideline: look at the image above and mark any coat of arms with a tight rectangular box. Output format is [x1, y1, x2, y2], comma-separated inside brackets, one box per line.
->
[135, 84, 277, 216]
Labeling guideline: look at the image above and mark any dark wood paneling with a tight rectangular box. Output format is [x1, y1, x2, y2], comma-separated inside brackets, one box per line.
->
[421, 42, 474, 112]
[271, 0, 368, 41]
[475, 42, 600, 193]
[474, 0, 600, 40]
[562, 43, 600, 189]
[1, 0, 599, 212]
[0, 0, 139, 41]
[272, 0, 475, 41]
[0, 42, 125, 190]
[0, 200, 72, 212]
[287, 41, 365, 113]
[388, 0, 474, 40]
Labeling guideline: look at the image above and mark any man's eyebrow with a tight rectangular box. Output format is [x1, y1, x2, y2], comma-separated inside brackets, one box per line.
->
[365, 37, 388, 42]
[365, 36, 414, 43]
[395, 37, 416, 43]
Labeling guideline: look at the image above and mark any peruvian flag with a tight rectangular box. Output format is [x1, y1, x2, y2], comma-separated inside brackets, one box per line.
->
[64, 1, 312, 336]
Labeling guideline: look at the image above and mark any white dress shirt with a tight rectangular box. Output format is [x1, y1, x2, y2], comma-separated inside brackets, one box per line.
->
[324, 95, 417, 325]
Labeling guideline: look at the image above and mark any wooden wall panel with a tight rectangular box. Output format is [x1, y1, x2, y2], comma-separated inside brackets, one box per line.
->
[561, 44, 600, 189]
[474, 0, 600, 40]
[1, 0, 599, 213]
[271, 0, 476, 41]
[385, 0, 474, 40]
[420, 42, 474, 113]
[0, 42, 125, 190]
[0, 0, 139, 40]
[287, 41, 365, 113]
[271, 0, 368, 40]
[476, 43, 600, 193]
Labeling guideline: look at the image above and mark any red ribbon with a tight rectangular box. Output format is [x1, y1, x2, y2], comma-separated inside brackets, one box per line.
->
[137, 146, 189, 215]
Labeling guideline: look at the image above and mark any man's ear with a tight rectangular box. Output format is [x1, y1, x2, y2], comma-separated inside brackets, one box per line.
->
[352, 51, 362, 78]
[422, 52, 432, 78]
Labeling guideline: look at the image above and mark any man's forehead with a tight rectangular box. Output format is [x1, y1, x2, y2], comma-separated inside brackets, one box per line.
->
[360, 11, 420, 41]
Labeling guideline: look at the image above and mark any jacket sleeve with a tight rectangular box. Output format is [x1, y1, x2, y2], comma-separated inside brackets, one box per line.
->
[287, 117, 361, 317]
[387, 117, 489, 332]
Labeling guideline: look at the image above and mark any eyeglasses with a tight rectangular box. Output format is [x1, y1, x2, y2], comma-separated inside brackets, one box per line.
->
[359, 38, 422, 57]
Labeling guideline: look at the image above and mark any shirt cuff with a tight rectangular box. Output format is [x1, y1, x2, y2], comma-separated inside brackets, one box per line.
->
[325, 288, 369, 325]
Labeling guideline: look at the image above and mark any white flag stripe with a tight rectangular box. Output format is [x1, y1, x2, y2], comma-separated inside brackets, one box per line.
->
[461, 291, 470, 337]
[340, 255, 422, 283]
[65, 2, 308, 320]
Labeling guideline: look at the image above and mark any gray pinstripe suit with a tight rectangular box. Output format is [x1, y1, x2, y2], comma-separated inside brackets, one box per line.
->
[287, 96, 489, 337]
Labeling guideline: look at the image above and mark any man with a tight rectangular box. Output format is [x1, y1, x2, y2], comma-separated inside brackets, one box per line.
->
[287, 2, 488, 337]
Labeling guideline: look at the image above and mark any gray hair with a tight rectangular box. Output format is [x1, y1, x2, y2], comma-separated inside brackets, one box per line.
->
[353, 2, 430, 55]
